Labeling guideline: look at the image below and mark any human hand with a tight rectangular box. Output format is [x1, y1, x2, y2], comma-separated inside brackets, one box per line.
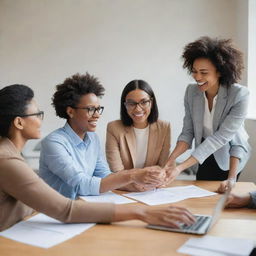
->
[165, 158, 176, 169]
[140, 205, 196, 228]
[217, 178, 236, 193]
[163, 165, 180, 186]
[225, 193, 251, 208]
[131, 166, 166, 187]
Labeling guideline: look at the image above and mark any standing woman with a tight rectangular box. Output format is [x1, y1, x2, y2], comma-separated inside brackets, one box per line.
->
[106, 80, 170, 173]
[165, 36, 251, 192]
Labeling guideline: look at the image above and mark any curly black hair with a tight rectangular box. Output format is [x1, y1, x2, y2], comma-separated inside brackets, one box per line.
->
[182, 36, 244, 87]
[120, 80, 159, 126]
[0, 84, 34, 137]
[52, 72, 105, 119]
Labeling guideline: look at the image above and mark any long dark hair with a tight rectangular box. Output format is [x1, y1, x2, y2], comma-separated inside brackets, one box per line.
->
[120, 80, 159, 126]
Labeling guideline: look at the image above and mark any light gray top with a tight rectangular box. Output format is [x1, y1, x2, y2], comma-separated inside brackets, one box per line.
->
[178, 83, 251, 172]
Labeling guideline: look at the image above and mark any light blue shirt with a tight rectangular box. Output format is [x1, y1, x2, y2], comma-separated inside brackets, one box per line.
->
[39, 122, 111, 199]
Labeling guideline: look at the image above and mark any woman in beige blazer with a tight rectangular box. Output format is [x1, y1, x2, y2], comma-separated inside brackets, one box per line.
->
[0, 84, 194, 231]
[106, 80, 171, 173]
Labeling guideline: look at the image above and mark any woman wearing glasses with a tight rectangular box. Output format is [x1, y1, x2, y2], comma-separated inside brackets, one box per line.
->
[0, 84, 195, 231]
[106, 80, 170, 191]
[39, 73, 166, 199]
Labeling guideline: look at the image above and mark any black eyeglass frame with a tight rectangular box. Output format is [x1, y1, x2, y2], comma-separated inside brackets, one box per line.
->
[19, 111, 44, 120]
[124, 98, 153, 110]
[72, 106, 104, 116]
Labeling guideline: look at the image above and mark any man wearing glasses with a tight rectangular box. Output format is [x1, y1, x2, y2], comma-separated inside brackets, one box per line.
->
[39, 73, 166, 199]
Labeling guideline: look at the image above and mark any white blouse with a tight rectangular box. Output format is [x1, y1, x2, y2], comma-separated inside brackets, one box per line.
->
[133, 126, 149, 168]
[203, 93, 218, 138]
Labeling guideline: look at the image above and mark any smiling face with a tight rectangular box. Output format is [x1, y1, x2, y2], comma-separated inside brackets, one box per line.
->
[67, 93, 101, 138]
[125, 89, 152, 129]
[192, 58, 220, 95]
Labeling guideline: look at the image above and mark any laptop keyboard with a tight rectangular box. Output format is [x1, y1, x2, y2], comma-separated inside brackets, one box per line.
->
[179, 215, 210, 232]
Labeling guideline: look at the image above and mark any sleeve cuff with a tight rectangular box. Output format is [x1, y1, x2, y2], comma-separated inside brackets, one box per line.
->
[177, 135, 193, 149]
[191, 151, 205, 165]
[89, 176, 102, 195]
[229, 146, 247, 159]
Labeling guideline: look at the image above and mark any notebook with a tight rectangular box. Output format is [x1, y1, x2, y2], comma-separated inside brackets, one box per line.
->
[147, 188, 231, 235]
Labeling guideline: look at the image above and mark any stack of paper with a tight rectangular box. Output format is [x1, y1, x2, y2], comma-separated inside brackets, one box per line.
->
[178, 235, 255, 256]
[124, 185, 216, 205]
[0, 214, 95, 248]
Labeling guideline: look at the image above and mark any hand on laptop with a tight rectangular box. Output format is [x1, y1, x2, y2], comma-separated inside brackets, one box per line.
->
[225, 193, 251, 208]
[141, 205, 196, 228]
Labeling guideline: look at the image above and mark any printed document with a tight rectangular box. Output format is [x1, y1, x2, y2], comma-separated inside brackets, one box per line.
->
[0, 214, 95, 248]
[177, 235, 254, 256]
[80, 191, 135, 204]
[124, 185, 216, 205]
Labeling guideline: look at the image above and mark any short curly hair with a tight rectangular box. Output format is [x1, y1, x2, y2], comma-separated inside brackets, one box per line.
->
[182, 36, 244, 87]
[52, 72, 105, 119]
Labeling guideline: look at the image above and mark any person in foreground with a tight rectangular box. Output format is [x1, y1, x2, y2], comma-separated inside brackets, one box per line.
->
[0, 84, 195, 231]
[164, 36, 251, 192]
[39, 73, 166, 199]
[106, 80, 170, 191]
[226, 191, 256, 209]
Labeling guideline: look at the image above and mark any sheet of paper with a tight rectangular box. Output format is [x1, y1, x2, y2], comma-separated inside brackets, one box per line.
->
[80, 191, 135, 204]
[0, 214, 95, 248]
[177, 235, 255, 256]
[125, 185, 216, 205]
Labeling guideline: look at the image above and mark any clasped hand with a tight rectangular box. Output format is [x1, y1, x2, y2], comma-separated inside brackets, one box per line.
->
[131, 166, 166, 191]
[131, 161, 181, 192]
[162, 160, 181, 186]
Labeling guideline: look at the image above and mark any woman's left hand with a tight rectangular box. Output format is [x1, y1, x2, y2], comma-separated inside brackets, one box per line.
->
[217, 178, 236, 193]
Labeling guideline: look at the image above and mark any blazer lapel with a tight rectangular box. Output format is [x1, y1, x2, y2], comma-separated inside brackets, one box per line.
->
[125, 126, 136, 168]
[193, 90, 204, 142]
[213, 86, 228, 131]
[145, 123, 157, 166]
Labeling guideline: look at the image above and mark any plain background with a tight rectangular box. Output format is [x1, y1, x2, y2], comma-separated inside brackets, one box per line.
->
[0, 0, 255, 181]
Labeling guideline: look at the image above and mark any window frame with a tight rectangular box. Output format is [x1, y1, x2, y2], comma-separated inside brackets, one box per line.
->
[247, 0, 256, 120]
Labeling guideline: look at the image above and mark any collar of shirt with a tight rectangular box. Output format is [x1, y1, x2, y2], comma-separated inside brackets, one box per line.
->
[203, 92, 218, 113]
[63, 122, 91, 148]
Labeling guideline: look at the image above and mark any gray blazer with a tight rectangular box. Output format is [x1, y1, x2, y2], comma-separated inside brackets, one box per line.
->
[249, 191, 256, 209]
[178, 83, 251, 173]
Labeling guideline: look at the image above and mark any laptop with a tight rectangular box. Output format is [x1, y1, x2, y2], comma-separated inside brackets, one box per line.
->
[147, 187, 231, 235]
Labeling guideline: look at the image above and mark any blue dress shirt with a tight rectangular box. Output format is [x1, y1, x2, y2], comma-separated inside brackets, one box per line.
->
[39, 122, 111, 199]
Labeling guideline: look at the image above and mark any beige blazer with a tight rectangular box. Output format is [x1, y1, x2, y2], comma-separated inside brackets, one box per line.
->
[0, 138, 114, 231]
[106, 120, 171, 171]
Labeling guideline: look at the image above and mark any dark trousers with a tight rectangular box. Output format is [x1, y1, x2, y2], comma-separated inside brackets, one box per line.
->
[196, 154, 240, 181]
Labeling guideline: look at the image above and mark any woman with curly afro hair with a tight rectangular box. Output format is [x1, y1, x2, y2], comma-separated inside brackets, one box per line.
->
[165, 36, 251, 193]
[39, 72, 167, 199]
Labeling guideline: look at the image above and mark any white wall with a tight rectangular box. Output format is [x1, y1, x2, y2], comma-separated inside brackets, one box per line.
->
[1, 0, 254, 180]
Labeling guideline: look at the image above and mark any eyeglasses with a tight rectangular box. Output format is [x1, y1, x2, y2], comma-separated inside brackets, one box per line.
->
[73, 106, 104, 116]
[20, 111, 44, 120]
[124, 99, 152, 110]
